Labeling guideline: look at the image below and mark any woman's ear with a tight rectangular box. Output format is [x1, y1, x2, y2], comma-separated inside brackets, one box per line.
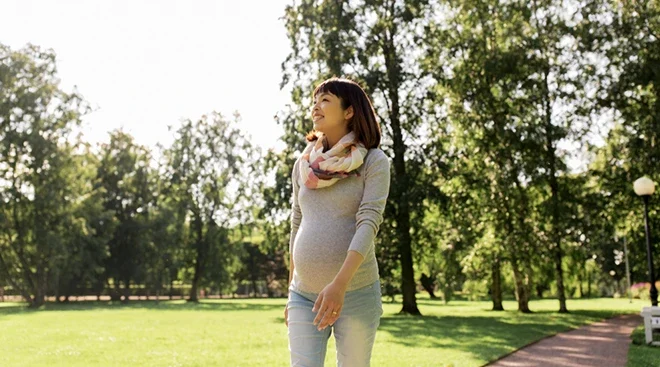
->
[344, 105, 354, 120]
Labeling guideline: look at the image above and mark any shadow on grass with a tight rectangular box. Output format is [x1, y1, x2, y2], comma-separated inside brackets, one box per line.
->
[0, 299, 286, 315]
[627, 325, 660, 367]
[377, 309, 635, 364]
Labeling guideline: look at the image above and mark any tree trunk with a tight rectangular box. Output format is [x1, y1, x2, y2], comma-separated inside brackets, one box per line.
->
[420, 273, 438, 299]
[536, 284, 545, 298]
[387, 87, 418, 314]
[111, 280, 121, 302]
[491, 257, 504, 311]
[578, 269, 584, 298]
[378, 23, 420, 316]
[511, 256, 531, 313]
[189, 266, 200, 303]
[53, 270, 60, 303]
[543, 67, 568, 314]
[552, 237, 568, 312]
[122, 279, 130, 303]
[397, 205, 419, 315]
[252, 278, 258, 298]
[188, 213, 206, 303]
[29, 265, 46, 308]
[499, 188, 531, 313]
[266, 278, 274, 298]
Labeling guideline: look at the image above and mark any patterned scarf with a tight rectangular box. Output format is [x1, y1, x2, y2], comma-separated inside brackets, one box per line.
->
[299, 131, 368, 189]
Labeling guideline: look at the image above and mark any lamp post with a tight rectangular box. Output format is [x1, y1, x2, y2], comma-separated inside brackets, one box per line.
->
[634, 176, 657, 307]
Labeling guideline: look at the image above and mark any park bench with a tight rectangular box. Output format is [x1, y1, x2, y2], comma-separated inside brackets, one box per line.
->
[641, 306, 660, 346]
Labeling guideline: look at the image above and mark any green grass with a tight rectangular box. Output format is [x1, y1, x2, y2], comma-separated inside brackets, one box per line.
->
[627, 325, 660, 367]
[0, 296, 648, 367]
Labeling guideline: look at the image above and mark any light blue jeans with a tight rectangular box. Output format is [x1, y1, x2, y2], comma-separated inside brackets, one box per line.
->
[286, 280, 383, 367]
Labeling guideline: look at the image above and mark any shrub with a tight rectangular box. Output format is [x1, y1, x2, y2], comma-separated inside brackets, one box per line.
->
[631, 281, 660, 300]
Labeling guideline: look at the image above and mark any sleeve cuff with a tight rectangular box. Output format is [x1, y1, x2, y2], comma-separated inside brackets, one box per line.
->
[347, 223, 377, 258]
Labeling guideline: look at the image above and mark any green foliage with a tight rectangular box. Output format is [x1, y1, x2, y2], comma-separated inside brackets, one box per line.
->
[97, 130, 155, 299]
[0, 44, 97, 307]
[0, 43, 263, 303]
[161, 112, 258, 301]
[580, 0, 660, 293]
[462, 279, 489, 301]
[627, 326, 660, 367]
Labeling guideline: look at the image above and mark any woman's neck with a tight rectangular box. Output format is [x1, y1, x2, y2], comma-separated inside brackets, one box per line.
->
[322, 128, 350, 151]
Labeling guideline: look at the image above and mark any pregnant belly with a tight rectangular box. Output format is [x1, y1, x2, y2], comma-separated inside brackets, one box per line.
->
[292, 223, 356, 285]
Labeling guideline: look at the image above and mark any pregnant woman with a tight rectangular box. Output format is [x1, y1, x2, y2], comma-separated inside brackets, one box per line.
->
[285, 77, 391, 367]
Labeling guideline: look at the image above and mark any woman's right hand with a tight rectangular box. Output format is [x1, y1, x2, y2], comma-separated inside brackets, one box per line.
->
[284, 304, 289, 327]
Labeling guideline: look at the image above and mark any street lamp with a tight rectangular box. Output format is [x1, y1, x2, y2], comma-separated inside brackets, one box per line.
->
[634, 176, 657, 307]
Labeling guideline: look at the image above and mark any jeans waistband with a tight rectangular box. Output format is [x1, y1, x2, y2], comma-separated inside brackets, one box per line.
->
[290, 279, 380, 302]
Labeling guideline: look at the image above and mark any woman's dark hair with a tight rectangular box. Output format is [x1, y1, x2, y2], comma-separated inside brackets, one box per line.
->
[306, 77, 381, 149]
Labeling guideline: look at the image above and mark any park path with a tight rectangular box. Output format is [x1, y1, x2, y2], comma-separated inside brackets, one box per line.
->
[487, 314, 642, 367]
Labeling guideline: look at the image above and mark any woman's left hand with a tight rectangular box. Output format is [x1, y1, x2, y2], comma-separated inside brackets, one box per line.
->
[312, 281, 347, 331]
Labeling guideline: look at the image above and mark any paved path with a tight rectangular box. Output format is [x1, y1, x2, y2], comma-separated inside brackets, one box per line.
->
[487, 314, 642, 367]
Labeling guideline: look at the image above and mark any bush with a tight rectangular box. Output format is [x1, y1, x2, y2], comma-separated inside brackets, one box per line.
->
[631, 281, 660, 300]
[462, 279, 489, 301]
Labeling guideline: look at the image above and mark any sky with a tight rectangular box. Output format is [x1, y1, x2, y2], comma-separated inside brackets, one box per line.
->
[2, 0, 293, 153]
[2, 0, 605, 173]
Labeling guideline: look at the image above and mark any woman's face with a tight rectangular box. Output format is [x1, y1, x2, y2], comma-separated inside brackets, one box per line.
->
[311, 92, 353, 134]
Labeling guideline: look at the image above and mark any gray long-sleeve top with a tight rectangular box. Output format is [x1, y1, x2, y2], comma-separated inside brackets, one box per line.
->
[289, 147, 391, 294]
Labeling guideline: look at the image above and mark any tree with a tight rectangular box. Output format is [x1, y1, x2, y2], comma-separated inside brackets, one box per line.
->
[521, 0, 605, 314]
[424, 0, 550, 313]
[145, 167, 186, 300]
[163, 112, 256, 302]
[96, 130, 155, 302]
[0, 44, 90, 307]
[424, 0, 604, 312]
[53, 146, 114, 302]
[578, 0, 660, 290]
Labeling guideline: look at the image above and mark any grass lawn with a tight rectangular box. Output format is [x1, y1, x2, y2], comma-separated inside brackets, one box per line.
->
[627, 325, 660, 367]
[0, 296, 648, 367]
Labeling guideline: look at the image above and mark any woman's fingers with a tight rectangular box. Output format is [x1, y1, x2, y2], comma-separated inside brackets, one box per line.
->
[317, 307, 341, 330]
[316, 308, 330, 330]
[284, 305, 289, 327]
[312, 286, 346, 330]
[313, 299, 328, 326]
[312, 293, 323, 313]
